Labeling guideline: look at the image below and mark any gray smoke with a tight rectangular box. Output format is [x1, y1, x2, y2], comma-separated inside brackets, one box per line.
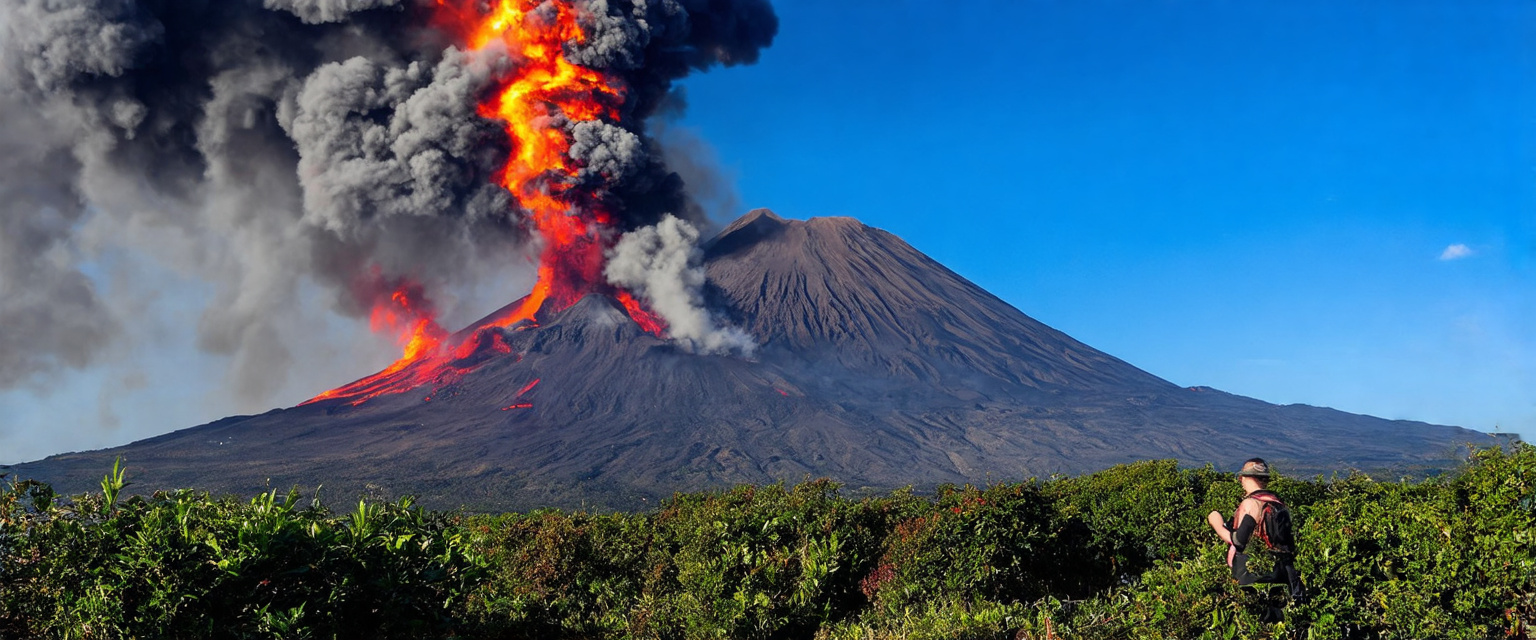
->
[569, 120, 645, 184]
[6, 0, 163, 93]
[0, 90, 117, 388]
[605, 215, 754, 355]
[281, 48, 513, 235]
[564, 0, 676, 70]
[0, 0, 775, 404]
[264, 0, 403, 25]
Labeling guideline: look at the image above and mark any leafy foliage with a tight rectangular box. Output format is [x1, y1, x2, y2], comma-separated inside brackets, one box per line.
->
[0, 482, 483, 638]
[3, 446, 1531, 639]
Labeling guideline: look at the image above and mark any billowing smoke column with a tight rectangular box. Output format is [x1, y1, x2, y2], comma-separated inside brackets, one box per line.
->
[0, 0, 774, 404]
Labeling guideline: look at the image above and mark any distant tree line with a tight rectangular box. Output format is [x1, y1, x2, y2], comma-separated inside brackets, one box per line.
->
[2, 446, 1531, 639]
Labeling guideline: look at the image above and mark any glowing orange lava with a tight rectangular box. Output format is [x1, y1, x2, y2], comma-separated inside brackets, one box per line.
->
[451, 0, 623, 327]
[372, 288, 447, 371]
[615, 290, 666, 335]
[304, 0, 666, 407]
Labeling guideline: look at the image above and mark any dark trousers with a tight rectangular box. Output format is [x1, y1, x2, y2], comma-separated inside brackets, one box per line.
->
[1233, 552, 1306, 622]
[1232, 551, 1298, 585]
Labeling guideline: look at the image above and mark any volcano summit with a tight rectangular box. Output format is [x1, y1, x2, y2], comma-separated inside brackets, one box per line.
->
[5, 211, 1494, 510]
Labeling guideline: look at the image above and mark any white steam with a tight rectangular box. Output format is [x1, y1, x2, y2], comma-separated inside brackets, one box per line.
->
[605, 215, 755, 356]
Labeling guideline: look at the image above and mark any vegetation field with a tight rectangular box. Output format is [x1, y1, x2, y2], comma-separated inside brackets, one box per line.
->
[3, 446, 1532, 639]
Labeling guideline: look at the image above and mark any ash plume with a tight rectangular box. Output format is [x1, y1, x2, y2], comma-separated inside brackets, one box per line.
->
[263, 0, 404, 24]
[0, 0, 777, 402]
[0, 91, 115, 388]
[606, 215, 755, 355]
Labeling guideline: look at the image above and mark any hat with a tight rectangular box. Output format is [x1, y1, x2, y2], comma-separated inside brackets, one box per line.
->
[1237, 459, 1271, 479]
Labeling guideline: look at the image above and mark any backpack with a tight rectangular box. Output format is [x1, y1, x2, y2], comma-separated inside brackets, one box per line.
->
[1242, 491, 1295, 555]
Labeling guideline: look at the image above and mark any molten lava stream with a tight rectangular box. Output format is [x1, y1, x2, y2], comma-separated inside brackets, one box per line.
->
[454, 0, 623, 321]
[304, 0, 670, 407]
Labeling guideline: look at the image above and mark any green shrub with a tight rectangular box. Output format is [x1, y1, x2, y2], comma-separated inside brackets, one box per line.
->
[637, 479, 886, 640]
[1047, 460, 1225, 585]
[861, 482, 1093, 616]
[818, 598, 1034, 640]
[463, 509, 653, 638]
[1, 477, 482, 639]
[3, 447, 1531, 639]
[1285, 446, 1536, 639]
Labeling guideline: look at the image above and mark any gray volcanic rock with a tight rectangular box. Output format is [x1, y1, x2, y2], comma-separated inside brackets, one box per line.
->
[705, 210, 1172, 395]
[4, 210, 1496, 510]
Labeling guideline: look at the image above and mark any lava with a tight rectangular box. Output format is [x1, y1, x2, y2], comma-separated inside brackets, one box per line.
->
[370, 285, 447, 373]
[440, 0, 624, 323]
[615, 291, 666, 335]
[499, 378, 540, 411]
[304, 0, 670, 407]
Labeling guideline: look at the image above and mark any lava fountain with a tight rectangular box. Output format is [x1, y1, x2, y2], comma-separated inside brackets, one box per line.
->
[304, 0, 669, 406]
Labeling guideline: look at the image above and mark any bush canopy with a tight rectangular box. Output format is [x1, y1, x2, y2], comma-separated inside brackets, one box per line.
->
[3, 446, 1532, 639]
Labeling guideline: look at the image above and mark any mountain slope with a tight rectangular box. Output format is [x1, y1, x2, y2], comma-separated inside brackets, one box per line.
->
[4, 210, 1495, 510]
[705, 210, 1173, 397]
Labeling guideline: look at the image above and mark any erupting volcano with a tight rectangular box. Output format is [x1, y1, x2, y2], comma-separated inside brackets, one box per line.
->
[0, 0, 1499, 512]
[307, 0, 686, 407]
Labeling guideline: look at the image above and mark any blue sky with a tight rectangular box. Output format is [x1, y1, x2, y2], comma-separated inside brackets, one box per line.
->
[672, 0, 1535, 436]
[1, 0, 1531, 464]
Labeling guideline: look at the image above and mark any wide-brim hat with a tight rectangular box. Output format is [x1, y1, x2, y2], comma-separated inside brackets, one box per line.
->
[1237, 460, 1271, 478]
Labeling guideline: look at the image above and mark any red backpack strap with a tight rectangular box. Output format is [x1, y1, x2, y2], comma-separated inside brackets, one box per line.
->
[1236, 492, 1277, 514]
[1246, 491, 1285, 507]
[1244, 491, 1285, 550]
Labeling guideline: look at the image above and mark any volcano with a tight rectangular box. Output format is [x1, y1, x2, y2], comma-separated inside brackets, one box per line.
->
[4, 210, 1495, 510]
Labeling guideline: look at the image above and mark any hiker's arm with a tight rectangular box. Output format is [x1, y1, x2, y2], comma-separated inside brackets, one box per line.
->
[1230, 499, 1263, 551]
[1231, 514, 1257, 551]
[1206, 510, 1233, 545]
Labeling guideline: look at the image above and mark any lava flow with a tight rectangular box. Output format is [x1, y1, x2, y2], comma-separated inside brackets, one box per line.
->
[304, 0, 666, 407]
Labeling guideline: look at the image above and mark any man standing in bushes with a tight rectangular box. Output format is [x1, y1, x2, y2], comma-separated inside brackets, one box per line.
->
[1205, 458, 1305, 620]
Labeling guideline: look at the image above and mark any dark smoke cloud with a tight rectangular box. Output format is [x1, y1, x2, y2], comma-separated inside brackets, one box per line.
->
[264, 0, 404, 25]
[6, 0, 163, 93]
[280, 49, 512, 233]
[566, 0, 778, 227]
[0, 0, 776, 401]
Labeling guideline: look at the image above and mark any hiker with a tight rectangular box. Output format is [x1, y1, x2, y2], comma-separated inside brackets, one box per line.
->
[1205, 458, 1305, 619]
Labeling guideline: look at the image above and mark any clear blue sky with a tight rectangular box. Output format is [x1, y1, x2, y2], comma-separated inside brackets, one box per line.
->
[673, 0, 1535, 437]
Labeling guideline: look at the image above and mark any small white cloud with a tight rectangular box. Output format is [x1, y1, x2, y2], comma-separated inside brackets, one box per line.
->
[1439, 244, 1474, 261]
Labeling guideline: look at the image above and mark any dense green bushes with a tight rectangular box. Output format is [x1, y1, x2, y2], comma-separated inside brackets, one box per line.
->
[463, 480, 887, 638]
[3, 447, 1532, 639]
[0, 460, 482, 639]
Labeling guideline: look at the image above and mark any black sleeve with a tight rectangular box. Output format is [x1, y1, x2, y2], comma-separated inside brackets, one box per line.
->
[1232, 514, 1257, 552]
